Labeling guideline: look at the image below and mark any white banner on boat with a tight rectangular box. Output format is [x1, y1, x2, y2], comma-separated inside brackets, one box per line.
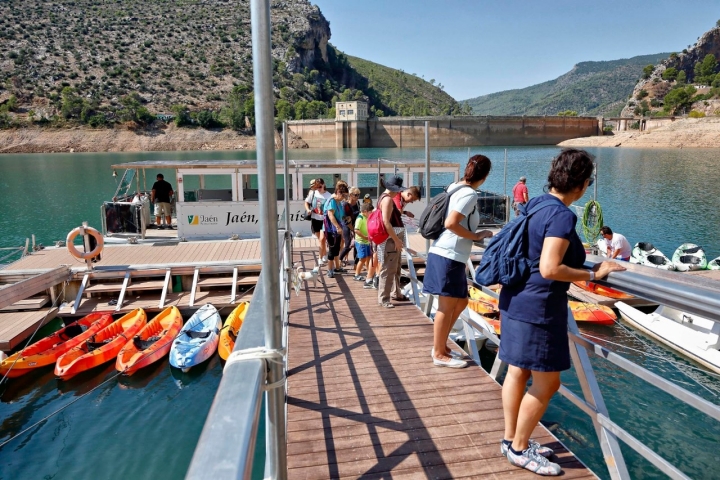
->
[177, 201, 311, 238]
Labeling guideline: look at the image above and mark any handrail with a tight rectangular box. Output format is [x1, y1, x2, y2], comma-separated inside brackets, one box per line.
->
[187, 230, 291, 479]
[455, 259, 720, 480]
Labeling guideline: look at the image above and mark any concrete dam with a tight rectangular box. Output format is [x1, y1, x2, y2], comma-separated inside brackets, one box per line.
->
[287, 116, 600, 148]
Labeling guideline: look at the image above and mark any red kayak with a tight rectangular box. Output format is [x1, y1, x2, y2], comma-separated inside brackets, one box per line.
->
[0, 313, 113, 378]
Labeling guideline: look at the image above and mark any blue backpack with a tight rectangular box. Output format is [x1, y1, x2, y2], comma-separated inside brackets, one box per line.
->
[474, 198, 557, 286]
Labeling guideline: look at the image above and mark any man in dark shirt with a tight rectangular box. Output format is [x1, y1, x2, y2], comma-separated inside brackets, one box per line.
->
[151, 174, 174, 228]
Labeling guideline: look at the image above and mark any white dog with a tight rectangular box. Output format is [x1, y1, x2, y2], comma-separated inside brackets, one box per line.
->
[292, 263, 322, 295]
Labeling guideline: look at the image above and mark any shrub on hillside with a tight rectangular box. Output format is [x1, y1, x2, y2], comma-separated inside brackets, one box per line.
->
[662, 68, 678, 81]
[689, 110, 706, 118]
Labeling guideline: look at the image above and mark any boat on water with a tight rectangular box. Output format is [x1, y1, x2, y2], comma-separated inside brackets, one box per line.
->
[0, 313, 113, 378]
[630, 242, 675, 270]
[116, 306, 183, 375]
[219, 301, 249, 360]
[572, 281, 633, 300]
[616, 301, 720, 375]
[169, 304, 222, 373]
[55, 309, 147, 380]
[672, 243, 708, 271]
[102, 158, 489, 242]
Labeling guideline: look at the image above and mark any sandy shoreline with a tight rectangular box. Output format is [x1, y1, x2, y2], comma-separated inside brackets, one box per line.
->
[559, 117, 720, 149]
[2, 117, 720, 153]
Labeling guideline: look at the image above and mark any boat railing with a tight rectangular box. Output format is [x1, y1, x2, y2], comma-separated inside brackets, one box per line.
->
[186, 229, 292, 479]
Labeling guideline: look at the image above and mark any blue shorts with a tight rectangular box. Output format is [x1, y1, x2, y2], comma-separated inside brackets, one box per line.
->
[356, 242, 372, 259]
[422, 252, 468, 298]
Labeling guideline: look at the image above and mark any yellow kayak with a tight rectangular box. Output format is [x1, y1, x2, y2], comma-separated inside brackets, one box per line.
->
[219, 301, 249, 360]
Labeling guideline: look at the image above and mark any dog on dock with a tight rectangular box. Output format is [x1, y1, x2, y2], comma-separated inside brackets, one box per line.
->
[292, 263, 322, 295]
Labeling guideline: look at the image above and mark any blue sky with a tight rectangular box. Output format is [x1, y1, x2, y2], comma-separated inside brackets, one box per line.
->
[311, 0, 720, 101]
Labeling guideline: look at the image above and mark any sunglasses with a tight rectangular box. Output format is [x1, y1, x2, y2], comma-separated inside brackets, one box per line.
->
[587, 178, 594, 187]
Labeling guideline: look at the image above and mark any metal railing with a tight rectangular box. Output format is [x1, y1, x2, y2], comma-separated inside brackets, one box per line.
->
[186, 230, 292, 479]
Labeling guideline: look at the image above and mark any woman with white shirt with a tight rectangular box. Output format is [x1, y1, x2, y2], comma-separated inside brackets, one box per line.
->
[424, 155, 494, 368]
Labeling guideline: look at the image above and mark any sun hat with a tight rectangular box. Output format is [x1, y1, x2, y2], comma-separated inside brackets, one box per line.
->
[383, 175, 406, 192]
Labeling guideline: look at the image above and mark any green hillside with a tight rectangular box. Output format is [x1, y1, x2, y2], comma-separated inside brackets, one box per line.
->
[463, 53, 671, 117]
[0, 0, 457, 130]
[345, 55, 466, 116]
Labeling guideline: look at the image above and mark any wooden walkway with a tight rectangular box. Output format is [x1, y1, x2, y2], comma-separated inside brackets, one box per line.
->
[286, 249, 595, 479]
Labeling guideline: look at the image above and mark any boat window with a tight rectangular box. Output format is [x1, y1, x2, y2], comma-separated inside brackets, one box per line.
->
[242, 174, 292, 201]
[301, 173, 348, 199]
[182, 174, 233, 202]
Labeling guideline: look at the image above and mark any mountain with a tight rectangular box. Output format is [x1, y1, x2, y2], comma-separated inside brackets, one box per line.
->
[345, 56, 462, 116]
[0, 0, 461, 129]
[462, 53, 671, 117]
[621, 26, 720, 117]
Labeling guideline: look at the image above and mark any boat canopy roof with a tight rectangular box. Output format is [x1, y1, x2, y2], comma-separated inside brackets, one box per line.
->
[111, 158, 459, 170]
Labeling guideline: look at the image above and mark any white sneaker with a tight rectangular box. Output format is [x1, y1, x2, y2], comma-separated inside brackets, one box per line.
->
[431, 348, 465, 360]
[320, 256, 328, 265]
[506, 445, 562, 476]
[432, 356, 467, 368]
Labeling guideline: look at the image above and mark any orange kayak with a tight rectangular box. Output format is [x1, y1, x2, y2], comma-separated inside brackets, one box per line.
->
[219, 302, 249, 361]
[55, 308, 147, 380]
[572, 281, 633, 300]
[116, 306, 183, 376]
[569, 301, 616, 325]
[467, 287, 501, 334]
[0, 313, 114, 379]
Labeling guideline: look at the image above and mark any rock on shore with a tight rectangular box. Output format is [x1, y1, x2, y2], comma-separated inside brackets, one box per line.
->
[559, 117, 720, 149]
[0, 125, 260, 154]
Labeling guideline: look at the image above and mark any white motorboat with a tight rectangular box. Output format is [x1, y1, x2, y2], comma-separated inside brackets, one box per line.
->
[616, 301, 720, 375]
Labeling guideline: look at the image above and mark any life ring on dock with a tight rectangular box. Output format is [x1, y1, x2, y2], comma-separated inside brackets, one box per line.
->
[66, 226, 104, 260]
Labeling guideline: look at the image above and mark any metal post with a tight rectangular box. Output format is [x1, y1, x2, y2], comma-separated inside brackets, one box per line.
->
[503, 149, 508, 198]
[376, 158, 381, 199]
[424, 121, 431, 253]
[593, 163, 598, 204]
[283, 122, 291, 232]
[251, 0, 286, 478]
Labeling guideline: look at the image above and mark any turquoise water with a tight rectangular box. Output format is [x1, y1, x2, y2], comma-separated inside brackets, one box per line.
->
[0, 147, 719, 479]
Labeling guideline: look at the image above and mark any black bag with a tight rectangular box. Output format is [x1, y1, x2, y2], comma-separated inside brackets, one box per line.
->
[302, 211, 312, 221]
[418, 184, 474, 240]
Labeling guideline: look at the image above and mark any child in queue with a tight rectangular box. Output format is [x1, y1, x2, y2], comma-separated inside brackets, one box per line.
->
[353, 202, 375, 283]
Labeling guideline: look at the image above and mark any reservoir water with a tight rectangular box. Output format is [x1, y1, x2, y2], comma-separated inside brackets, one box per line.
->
[0, 146, 718, 479]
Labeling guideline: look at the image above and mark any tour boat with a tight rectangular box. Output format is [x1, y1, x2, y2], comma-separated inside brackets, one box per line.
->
[169, 304, 222, 373]
[672, 243, 707, 271]
[116, 306, 183, 375]
[55, 309, 147, 380]
[219, 301, 249, 361]
[0, 313, 113, 378]
[616, 301, 720, 375]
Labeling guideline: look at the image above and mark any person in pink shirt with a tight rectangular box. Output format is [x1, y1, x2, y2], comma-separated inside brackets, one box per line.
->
[512, 176, 529, 217]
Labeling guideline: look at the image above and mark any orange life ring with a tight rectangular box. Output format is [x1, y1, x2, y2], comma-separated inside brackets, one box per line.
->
[66, 226, 104, 260]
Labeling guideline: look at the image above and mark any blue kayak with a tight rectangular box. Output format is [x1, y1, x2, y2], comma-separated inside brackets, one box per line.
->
[169, 304, 221, 372]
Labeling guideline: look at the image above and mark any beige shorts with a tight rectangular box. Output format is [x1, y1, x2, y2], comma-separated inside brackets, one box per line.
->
[154, 202, 172, 217]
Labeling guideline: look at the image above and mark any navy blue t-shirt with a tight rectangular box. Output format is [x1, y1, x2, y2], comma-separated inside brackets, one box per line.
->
[499, 193, 586, 325]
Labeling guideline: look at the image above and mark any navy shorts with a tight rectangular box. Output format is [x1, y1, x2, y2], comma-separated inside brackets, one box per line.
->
[356, 242, 372, 259]
[498, 316, 570, 372]
[422, 253, 468, 298]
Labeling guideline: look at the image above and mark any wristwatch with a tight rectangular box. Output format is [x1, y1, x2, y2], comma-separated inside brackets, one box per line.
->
[589, 271, 595, 281]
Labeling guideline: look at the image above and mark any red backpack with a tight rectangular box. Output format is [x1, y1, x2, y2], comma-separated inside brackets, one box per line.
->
[367, 195, 389, 244]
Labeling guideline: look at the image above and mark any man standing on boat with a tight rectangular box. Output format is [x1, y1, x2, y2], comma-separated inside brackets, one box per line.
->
[599, 226, 631, 261]
[151, 174, 174, 229]
[512, 176, 529, 217]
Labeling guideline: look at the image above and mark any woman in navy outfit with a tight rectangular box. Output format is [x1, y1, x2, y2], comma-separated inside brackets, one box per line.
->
[499, 149, 625, 476]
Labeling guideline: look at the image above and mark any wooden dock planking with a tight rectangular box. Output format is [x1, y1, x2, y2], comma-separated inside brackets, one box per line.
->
[286, 248, 595, 479]
[0, 308, 59, 350]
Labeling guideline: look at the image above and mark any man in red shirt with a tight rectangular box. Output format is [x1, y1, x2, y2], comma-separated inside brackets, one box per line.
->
[511, 176, 529, 217]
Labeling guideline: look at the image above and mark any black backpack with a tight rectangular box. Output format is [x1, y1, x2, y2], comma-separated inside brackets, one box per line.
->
[418, 184, 475, 240]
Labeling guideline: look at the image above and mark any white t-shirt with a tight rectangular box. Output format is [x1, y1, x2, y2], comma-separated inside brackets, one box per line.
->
[305, 190, 331, 221]
[428, 183, 479, 263]
[608, 233, 631, 259]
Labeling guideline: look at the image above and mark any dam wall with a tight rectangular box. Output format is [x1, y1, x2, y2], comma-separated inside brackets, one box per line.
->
[287, 116, 600, 148]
